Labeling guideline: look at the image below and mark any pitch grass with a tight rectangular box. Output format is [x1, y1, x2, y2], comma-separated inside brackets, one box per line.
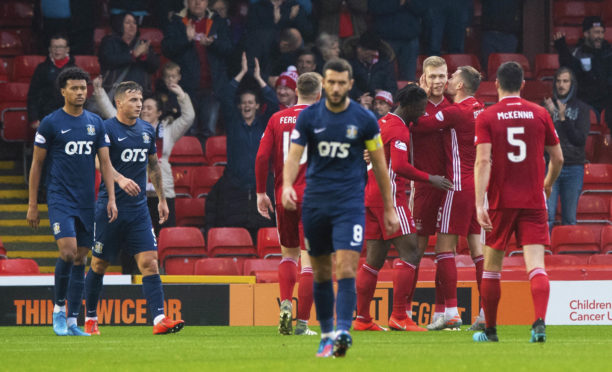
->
[1, 325, 611, 371]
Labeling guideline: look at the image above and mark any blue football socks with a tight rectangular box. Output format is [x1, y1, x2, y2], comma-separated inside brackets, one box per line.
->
[67, 264, 85, 318]
[85, 268, 104, 318]
[142, 274, 165, 321]
[313, 280, 335, 335]
[336, 278, 356, 332]
[54, 258, 73, 307]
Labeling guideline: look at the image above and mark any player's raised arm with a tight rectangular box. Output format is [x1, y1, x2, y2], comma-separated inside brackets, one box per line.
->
[26, 146, 47, 229]
[544, 143, 564, 199]
[98, 147, 118, 222]
[368, 141, 400, 236]
[474, 143, 492, 231]
[148, 154, 169, 224]
[282, 142, 305, 211]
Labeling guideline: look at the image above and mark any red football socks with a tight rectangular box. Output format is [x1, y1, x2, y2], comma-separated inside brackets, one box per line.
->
[392, 260, 416, 320]
[278, 257, 298, 302]
[297, 267, 314, 321]
[436, 252, 458, 308]
[356, 263, 379, 322]
[481, 271, 501, 329]
[529, 268, 550, 322]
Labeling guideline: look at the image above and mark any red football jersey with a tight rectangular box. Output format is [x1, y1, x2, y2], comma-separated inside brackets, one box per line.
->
[365, 113, 429, 207]
[475, 96, 560, 210]
[414, 96, 484, 191]
[411, 97, 451, 178]
[255, 104, 308, 201]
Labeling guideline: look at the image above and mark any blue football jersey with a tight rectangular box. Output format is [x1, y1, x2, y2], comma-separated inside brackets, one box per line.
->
[292, 99, 381, 208]
[35, 108, 109, 210]
[97, 117, 156, 209]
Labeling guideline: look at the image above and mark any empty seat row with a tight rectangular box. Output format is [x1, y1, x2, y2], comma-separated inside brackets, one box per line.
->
[0, 55, 100, 84]
[173, 165, 224, 198]
[169, 136, 226, 166]
[551, 224, 612, 255]
[553, 1, 612, 26]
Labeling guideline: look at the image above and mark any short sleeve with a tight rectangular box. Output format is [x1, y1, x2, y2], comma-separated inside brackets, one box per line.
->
[543, 110, 560, 146]
[35, 117, 53, 149]
[96, 117, 110, 149]
[474, 112, 491, 145]
[363, 112, 382, 151]
[292, 108, 310, 147]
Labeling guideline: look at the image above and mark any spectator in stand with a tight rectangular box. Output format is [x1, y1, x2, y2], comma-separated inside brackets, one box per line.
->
[91, 76, 195, 236]
[554, 16, 612, 134]
[345, 32, 397, 101]
[98, 12, 160, 96]
[314, 33, 341, 74]
[108, 0, 150, 24]
[317, 0, 368, 40]
[211, 0, 230, 19]
[268, 28, 304, 79]
[543, 67, 590, 231]
[480, 0, 523, 72]
[275, 66, 299, 109]
[424, 0, 472, 56]
[296, 48, 317, 75]
[154, 62, 183, 121]
[206, 53, 278, 241]
[162, 0, 232, 148]
[246, 0, 314, 77]
[27, 34, 76, 129]
[373, 90, 394, 118]
[368, 0, 427, 81]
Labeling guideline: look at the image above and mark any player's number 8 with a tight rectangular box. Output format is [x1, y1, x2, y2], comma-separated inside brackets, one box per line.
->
[506, 127, 526, 163]
[353, 225, 363, 243]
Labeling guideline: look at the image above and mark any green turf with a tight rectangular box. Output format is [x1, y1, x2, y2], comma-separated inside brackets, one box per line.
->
[1, 325, 610, 371]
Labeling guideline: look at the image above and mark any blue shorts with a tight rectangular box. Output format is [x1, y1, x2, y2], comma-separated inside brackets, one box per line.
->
[302, 205, 365, 256]
[47, 205, 94, 248]
[93, 203, 157, 262]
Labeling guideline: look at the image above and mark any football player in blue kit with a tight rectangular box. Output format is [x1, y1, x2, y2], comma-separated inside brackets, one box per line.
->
[282, 58, 399, 357]
[83, 81, 185, 335]
[27, 67, 118, 336]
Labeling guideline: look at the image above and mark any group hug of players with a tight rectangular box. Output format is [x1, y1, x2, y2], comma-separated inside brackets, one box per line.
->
[257, 55, 561, 352]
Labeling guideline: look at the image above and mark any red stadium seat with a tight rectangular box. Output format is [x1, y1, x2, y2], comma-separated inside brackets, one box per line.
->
[74, 55, 100, 79]
[456, 236, 469, 255]
[171, 166, 195, 197]
[441, 54, 482, 74]
[424, 235, 437, 256]
[475, 81, 498, 106]
[0, 259, 39, 275]
[257, 227, 281, 258]
[243, 258, 279, 275]
[174, 197, 206, 228]
[585, 134, 600, 163]
[455, 254, 475, 267]
[0, 82, 31, 142]
[576, 194, 612, 223]
[588, 254, 612, 265]
[606, 28, 612, 44]
[534, 54, 559, 81]
[604, 0, 612, 24]
[507, 233, 554, 256]
[582, 163, 612, 192]
[397, 80, 411, 90]
[191, 165, 224, 198]
[0, 1, 34, 27]
[554, 1, 601, 26]
[419, 257, 435, 268]
[10, 55, 44, 83]
[94, 27, 111, 53]
[522, 80, 551, 103]
[545, 254, 589, 267]
[589, 110, 606, 134]
[158, 227, 207, 273]
[0, 58, 10, 82]
[553, 26, 583, 46]
[601, 225, 612, 254]
[169, 136, 206, 165]
[193, 257, 242, 275]
[503, 256, 525, 267]
[205, 136, 227, 165]
[0, 30, 24, 56]
[0, 238, 7, 258]
[165, 257, 201, 275]
[139, 28, 164, 54]
[551, 225, 601, 255]
[487, 53, 532, 81]
[207, 227, 257, 257]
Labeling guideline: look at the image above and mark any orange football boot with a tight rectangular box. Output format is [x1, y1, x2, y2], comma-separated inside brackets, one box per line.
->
[353, 318, 388, 331]
[153, 317, 185, 335]
[84, 319, 100, 335]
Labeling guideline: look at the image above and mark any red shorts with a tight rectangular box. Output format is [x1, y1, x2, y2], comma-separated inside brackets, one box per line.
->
[484, 208, 550, 251]
[275, 203, 305, 249]
[436, 189, 480, 236]
[412, 185, 445, 236]
[365, 204, 415, 240]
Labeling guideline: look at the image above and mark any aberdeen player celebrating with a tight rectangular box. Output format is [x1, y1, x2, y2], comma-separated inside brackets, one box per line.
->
[355, 84, 452, 332]
[473, 62, 563, 343]
[255, 72, 322, 336]
[414, 66, 485, 330]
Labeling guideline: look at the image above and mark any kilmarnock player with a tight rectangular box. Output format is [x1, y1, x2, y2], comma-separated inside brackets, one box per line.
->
[282, 58, 400, 357]
[473, 62, 563, 342]
[83, 82, 185, 335]
[415, 66, 485, 330]
[255, 72, 323, 336]
[27, 67, 118, 336]
[354, 84, 452, 332]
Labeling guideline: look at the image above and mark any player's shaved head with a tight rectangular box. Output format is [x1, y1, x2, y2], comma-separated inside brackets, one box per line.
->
[114, 81, 143, 100]
[297, 72, 322, 99]
[457, 66, 481, 95]
[497, 62, 523, 93]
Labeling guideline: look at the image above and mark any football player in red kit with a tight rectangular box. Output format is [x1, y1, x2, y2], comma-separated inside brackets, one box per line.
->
[255, 72, 322, 336]
[354, 84, 452, 332]
[473, 62, 563, 343]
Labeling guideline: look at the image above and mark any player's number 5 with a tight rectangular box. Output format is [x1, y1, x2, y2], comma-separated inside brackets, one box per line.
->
[283, 131, 307, 164]
[506, 127, 526, 163]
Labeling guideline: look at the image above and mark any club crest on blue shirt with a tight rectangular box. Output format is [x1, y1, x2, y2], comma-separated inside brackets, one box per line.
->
[94, 241, 104, 254]
[86, 125, 96, 136]
[143, 133, 151, 144]
[346, 125, 358, 140]
[52, 222, 60, 235]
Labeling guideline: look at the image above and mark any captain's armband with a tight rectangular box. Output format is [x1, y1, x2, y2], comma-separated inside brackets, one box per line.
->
[365, 133, 383, 152]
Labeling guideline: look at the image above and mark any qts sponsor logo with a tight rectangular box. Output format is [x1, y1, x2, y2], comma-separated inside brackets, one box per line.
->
[13, 299, 182, 325]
